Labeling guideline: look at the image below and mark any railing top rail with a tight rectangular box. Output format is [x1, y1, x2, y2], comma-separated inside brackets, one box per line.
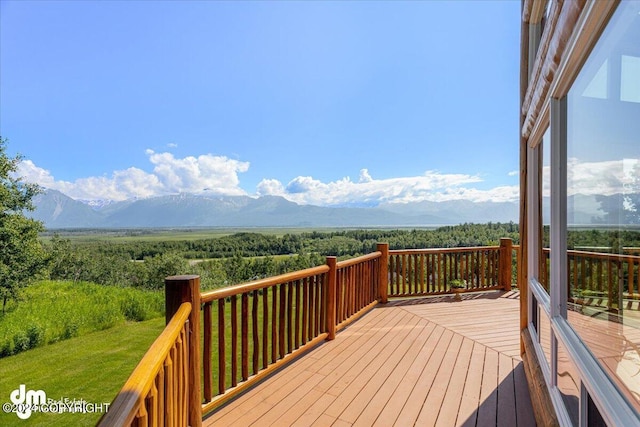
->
[389, 246, 500, 255]
[336, 251, 381, 269]
[542, 248, 640, 261]
[568, 249, 640, 261]
[201, 265, 330, 303]
[98, 302, 192, 427]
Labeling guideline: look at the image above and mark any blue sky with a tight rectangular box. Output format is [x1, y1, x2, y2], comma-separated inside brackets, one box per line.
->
[1, 0, 521, 206]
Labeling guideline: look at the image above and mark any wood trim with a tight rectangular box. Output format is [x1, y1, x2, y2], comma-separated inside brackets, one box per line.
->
[549, 0, 620, 99]
[522, 0, 560, 115]
[335, 251, 381, 269]
[530, 0, 549, 24]
[522, 328, 560, 427]
[522, 0, 534, 23]
[528, 102, 549, 149]
[523, 0, 550, 24]
[522, 0, 586, 140]
[526, 0, 618, 147]
[98, 302, 192, 427]
[389, 246, 500, 255]
[201, 265, 329, 303]
[519, 2, 531, 354]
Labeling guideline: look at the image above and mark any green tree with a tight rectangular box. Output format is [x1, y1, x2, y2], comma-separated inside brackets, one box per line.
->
[0, 138, 46, 312]
[141, 252, 187, 289]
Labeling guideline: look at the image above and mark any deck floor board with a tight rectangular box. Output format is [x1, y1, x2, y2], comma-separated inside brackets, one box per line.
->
[204, 291, 535, 426]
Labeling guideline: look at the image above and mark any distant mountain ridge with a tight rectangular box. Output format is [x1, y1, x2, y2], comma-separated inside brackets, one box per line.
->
[30, 189, 521, 228]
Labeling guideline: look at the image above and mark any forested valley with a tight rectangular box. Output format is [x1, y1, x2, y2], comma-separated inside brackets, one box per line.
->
[43, 223, 522, 291]
[3, 222, 640, 358]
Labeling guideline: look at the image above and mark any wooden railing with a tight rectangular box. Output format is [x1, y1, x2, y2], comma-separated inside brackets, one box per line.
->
[387, 238, 514, 297]
[540, 248, 640, 312]
[199, 243, 386, 415]
[334, 251, 384, 328]
[199, 264, 330, 413]
[97, 302, 192, 427]
[101, 240, 518, 425]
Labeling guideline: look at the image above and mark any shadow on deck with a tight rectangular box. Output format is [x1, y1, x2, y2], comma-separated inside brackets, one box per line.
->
[204, 291, 535, 426]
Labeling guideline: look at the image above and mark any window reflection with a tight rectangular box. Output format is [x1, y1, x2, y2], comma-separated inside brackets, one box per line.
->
[567, 0, 640, 411]
[541, 128, 551, 292]
[621, 55, 640, 103]
[539, 306, 552, 373]
[558, 339, 580, 426]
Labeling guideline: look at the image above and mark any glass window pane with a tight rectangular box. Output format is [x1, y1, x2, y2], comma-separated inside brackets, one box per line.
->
[621, 55, 640, 103]
[542, 128, 551, 292]
[566, 1, 640, 411]
[539, 306, 552, 373]
[557, 339, 580, 427]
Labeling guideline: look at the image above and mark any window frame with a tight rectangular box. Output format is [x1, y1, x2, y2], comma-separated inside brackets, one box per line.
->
[525, 1, 640, 425]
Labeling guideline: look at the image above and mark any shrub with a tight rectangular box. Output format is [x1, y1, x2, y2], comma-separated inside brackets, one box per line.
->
[26, 324, 44, 348]
[449, 279, 466, 289]
[121, 297, 148, 322]
[0, 340, 11, 357]
[95, 305, 121, 330]
[13, 331, 30, 353]
[61, 322, 79, 340]
[0, 281, 164, 359]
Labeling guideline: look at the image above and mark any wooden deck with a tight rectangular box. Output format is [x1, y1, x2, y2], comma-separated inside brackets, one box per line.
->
[204, 291, 535, 426]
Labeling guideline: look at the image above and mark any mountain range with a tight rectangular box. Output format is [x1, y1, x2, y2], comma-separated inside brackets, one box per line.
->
[28, 190, 524, 229]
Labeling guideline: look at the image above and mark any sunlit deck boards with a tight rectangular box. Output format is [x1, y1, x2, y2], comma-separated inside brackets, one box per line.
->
[204, 291, 535, 427]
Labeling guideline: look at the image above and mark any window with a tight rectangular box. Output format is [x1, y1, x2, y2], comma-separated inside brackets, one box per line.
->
[527, 2, 640, 425]
[542, 128, 551, 292]
[566, 1, 640, 410]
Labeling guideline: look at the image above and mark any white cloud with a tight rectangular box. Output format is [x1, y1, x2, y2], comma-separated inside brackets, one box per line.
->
[146, 150, 249, 195]
[257, 168, 517, 205]
[256, 179, 285, 196]
[541, 158, 638, 198]
[359, 168, 373, 183]
[18, 150, 250, 201]
[508, 170, 519, 177]
[17, 160, 57, 188]
[19, 154, 528, 206]
[566, 158, 638, 196]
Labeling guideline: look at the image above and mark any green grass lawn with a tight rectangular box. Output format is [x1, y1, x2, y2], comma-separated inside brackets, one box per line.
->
[0, 281, 163, 358]
[0, 317, 164, 427]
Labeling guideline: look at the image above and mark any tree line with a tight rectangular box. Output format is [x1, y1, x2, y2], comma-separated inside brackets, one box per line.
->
[3, 137, 640, 312]
[69, 222, 522, 261]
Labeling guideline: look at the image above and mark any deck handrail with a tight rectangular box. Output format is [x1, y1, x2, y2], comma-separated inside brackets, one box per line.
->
[97, 302, 192, 427]
[199, 248, 385, 415]
[387, 238, 515, 297]
[540, 248, 640, 308]
[334, 251, 382, 330]
[199, 264, 331, 413]
[101, 240, 520, 425]
[200, 265, 330, 303]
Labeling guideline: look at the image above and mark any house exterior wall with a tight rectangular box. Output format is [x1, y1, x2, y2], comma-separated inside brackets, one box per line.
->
[520, 1, 640, 425]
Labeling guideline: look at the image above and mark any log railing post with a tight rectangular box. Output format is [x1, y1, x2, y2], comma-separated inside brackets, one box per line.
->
[378, 243, 389, 303]
[326, 257, 337, 341]
[165, 275, 202, 427]
[499, 238, 513, 291]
